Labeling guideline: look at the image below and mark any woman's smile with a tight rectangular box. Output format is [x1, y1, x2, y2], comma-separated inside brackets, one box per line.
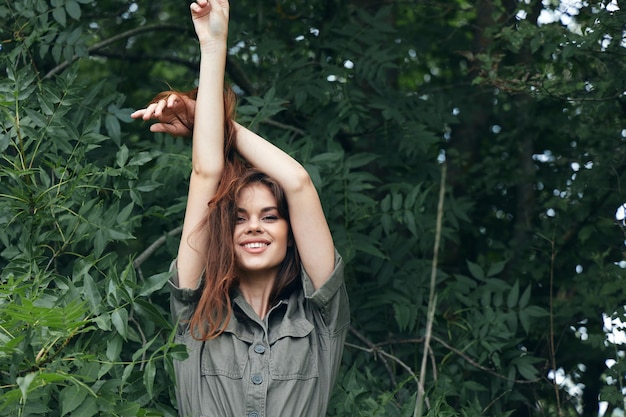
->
[241, 240, 271, 252]
[243, 241, 269, 248]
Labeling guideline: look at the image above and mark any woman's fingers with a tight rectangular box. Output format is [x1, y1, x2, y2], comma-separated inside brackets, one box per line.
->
[154, 99, 167, 117]
[129, 101, 161, 121]
[131, 93, 184, 125]
[130, 109, 145, 119]
[167, 94, 179, 108]
[149, 123, 168, 133]
[190, 0, 209, 16]
[144, 98, 170, 120]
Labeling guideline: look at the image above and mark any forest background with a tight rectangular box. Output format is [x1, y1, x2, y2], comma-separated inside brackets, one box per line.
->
[1, 0, 626, 416]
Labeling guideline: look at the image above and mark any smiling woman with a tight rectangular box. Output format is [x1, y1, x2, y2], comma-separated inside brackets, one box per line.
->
[129, 1, 348, 416]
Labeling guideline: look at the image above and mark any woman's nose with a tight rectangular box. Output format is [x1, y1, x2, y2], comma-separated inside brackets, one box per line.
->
[246, 217, 263, 233]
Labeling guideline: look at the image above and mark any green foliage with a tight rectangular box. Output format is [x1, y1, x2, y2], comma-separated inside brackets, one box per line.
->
[0, 17, 184, 413]
[2, 0, 626, 416]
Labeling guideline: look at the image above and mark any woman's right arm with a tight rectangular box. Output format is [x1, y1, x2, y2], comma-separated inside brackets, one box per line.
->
[168, 0, 230, 288]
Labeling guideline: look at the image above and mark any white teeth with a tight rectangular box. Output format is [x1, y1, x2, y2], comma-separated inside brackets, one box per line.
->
[244, 242, 268, 249]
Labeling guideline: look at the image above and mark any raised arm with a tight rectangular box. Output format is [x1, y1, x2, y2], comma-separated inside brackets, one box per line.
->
[233, 122, 335, 289]
[170, 0, 230, 288]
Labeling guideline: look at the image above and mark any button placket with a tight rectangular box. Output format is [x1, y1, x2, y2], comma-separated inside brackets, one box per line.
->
[246, 333, 269, 417]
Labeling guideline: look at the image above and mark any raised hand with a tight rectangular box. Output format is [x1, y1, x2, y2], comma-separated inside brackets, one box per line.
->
[130, 93, 196, 138]
[190, 0, 229, 46]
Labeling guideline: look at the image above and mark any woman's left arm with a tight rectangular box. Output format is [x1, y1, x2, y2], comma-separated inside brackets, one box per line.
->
[233, 122, 335, 289]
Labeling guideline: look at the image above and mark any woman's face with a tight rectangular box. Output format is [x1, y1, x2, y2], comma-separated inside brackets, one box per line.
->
[233, 183, 289, 278]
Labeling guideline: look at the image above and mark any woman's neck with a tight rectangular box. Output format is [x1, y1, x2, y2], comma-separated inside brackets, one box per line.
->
[238, 271, 276, 319]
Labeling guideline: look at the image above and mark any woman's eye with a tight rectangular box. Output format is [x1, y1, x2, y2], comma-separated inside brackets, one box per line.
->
[263, 215, 278, 222]
[236, 216, 246, 223]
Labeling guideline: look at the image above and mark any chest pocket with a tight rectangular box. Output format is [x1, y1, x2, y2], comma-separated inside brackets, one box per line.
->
[201, 331, 251, 379]
[269, 317, 318, 380]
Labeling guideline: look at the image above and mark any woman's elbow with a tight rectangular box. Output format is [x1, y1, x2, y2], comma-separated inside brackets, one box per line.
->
[191, 161, 223, 180]
[284, 166, 315, 194]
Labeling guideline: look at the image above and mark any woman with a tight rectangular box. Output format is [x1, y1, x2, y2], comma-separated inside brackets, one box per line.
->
[131, 1, 349, 416]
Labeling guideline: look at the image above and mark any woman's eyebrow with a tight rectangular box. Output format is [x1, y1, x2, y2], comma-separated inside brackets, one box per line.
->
[236, 206, 278, 213]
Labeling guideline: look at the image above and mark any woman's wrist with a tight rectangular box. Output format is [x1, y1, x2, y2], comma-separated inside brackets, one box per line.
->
[198, 39, 227, 55]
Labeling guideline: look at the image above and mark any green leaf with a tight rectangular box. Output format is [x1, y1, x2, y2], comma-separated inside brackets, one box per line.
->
[519, 285, 531, 308]
[93, 229, 106, 258]
[0, 132, 9, 152]
[92, 313, 111, 331]
[168, 343, 189, 361]
[121, 362, 135, 384]
[111, 308, 129, 340]
[381, 213, 392, 235]
[52, 43, 63, 63]
[52, 6, 66, 26]
[138, 272, 171, 297]
[24, 108, 48, 128]
[519, 309, 530, 334]
[133, 299, 171, 329]
[480, 290, 491, 307]
[128, 151, 155, 166]
[492, 291, 503, 307]
[393, 303, 413, 332]
[507, 280, 519, 308]
[352, 238, 385, 259]
[16, 373, 37, 400]
[134, 180, 161, 192]
[60, 384, 87, 416]
[524, 305, 549, 317]
[486, 260, 506, 277]
[463, 380, 487, 392]
[381, 194, 391, 212]
[346, 153, 378, 169]
[516, 361, 538, 380]
[106, 335, 123, 361]
[114, 402, 141, 416]
[391, 192, 402, 211]
[309, 152, 343, 164]
[67, 397, 97, 417]
[65, 0, 81, 20]
[66, 27, 82, 45]
[82, 273, 102, 312]
[143, 360, 156, 398]
[116, 145, 129, 168]
[466, 261, 485, 281]
[404, 210, 417, 236]
[116, 202, 134, 224]
[108, 228, 134, 240]
[106, 114, 121, 145]
[404, 184, 424, 209]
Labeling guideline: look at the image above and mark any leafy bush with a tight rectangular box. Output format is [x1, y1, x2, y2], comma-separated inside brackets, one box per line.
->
[0, 55, 187, 414]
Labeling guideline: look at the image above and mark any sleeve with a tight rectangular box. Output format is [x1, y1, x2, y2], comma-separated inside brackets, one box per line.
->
[168, 259, 203, 336]
[301, 249, 350, 334]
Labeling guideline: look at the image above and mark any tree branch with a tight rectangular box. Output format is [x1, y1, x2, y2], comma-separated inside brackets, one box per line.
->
[414, 162, 446, 417]
[133, 225, 183, 278]
[344, 341, 420, 387]
[349, 326, 397, 387]
[379, 335, 541, 385]
[44, 23, 187, 79]
[44, 23, 258, 97]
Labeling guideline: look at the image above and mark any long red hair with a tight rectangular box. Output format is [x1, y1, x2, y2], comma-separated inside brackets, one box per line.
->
[152, 86, 301, 340]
